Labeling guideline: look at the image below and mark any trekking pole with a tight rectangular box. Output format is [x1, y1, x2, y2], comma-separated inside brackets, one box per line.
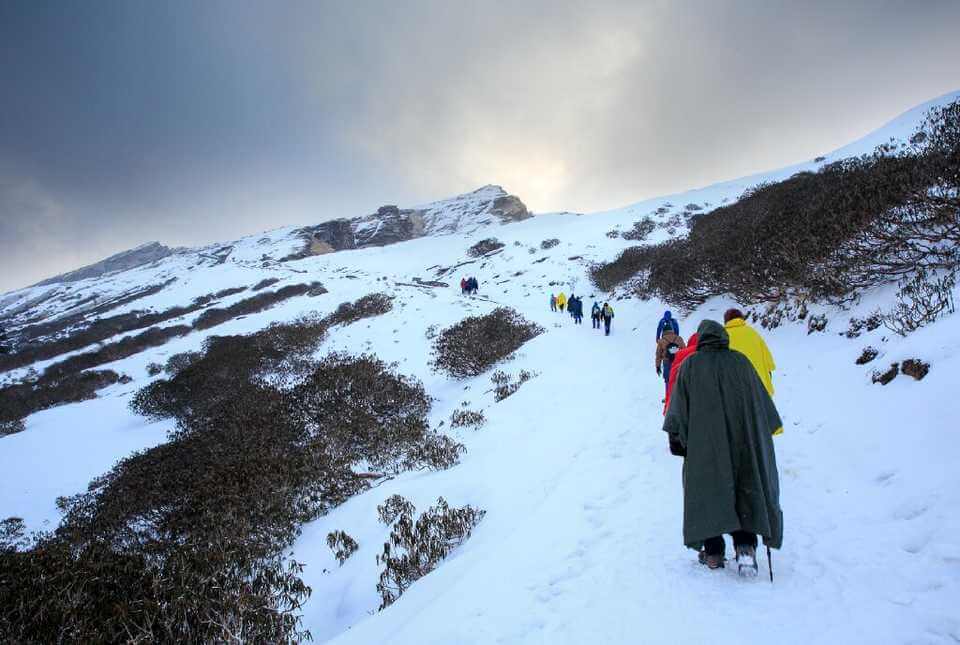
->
[767, 545, 774, 583]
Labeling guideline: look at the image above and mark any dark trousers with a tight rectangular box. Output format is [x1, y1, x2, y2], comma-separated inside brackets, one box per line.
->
[603, 318, 612, 335]
[703, 531, 758, 556]
[662, 359, 673, 391]
[592, 315, 599, 328]
[560, 304, 565, 312]
[574, 314, 583, 324]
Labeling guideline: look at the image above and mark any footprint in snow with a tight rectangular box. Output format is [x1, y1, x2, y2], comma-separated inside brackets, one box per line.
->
[875, 470, 897, 486]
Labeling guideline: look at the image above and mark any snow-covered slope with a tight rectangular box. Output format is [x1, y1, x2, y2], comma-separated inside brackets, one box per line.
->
[2, 91, 958, 644]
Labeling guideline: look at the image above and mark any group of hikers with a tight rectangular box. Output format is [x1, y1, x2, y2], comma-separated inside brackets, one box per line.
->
[459, 277, 480, 295]
[550, 292, 615, 335]
[657, 308, 782, 578]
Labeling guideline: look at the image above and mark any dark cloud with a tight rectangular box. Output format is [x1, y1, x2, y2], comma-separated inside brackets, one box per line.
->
[2, 0, 959, 291]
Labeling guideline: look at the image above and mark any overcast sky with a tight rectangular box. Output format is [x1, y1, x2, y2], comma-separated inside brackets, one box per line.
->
[2, 0, 959, 291]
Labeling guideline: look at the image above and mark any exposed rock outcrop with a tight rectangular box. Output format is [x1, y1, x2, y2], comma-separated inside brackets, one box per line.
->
[287, 185, 530, 261]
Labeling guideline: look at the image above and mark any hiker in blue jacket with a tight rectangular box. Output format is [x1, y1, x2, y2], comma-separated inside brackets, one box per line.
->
[656, 310, 679, 341]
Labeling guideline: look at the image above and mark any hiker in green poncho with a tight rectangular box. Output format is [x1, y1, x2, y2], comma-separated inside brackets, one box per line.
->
[662, 319, 783, 576]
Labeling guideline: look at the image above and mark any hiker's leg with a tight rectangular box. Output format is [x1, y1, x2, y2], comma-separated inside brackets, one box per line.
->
[703, 535, 726, 557]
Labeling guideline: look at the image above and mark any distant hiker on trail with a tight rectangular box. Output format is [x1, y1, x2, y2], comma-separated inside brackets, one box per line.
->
[656, 310, 679, 341]
[460, 277, 468, 295]
[663, 319, 783, 576]
[591, 302, 601, 329]
[655, 328, 686, 393]
[550, 294, 557, 312]
[663, 332, 698, 414]
[570, 296, 584, 324]
[557, 292, 567, 312]
[467, 277, 479, 295]
[601, 303, 614, 336]
[724, 308, 776, 398]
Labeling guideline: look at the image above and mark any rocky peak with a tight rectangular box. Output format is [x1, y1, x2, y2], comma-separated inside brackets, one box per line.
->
[289, 186, 532, 260]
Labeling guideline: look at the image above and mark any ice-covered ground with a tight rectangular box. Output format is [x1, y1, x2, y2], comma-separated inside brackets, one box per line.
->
[1, 90, 958, 643]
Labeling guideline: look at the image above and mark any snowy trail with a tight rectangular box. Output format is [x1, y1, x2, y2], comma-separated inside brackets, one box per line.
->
[315, 287, 957, 644]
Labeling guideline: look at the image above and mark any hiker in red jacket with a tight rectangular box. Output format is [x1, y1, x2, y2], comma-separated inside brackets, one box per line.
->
[663, 332, 699, 414]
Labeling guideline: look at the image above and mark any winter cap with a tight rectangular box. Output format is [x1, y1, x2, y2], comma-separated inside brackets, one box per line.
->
[723, 308, 745, 323]
[663, 310, 672, 318]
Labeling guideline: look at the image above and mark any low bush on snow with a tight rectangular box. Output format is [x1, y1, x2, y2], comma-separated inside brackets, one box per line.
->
[901, 358, 930, 380]
[376, 497, 485, 609]
[882, 267, 956, 336]
[491, 369, 536, 402]
[327, 530, 359, 565]
[0, 294, 459, 643]
[449, 408, 486, 429]
[540, 238, 560, 249]
[872, 363, 900, 385]
[431, 307, 544, 378]
[0, 369, 123, 428]
[466, 238, 505, 257]
[252, 277, 281, 291]
[192, 281, 326, 330]
[621, 217, 656, 241]
[378, 494, 417, 525]
[855, 347, 880, 365]
[0, 419, 26, 437]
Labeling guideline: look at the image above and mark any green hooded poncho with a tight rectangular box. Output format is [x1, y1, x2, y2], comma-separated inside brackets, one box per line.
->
[662, 319, 784, 550]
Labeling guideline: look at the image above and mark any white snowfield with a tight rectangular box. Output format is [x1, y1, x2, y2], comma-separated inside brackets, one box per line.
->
[2, 90, 959, 644]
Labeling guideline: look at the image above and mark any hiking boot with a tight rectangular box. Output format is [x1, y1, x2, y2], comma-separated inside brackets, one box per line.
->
[698, 550, 724, 570]
[735, 544, 758, 577]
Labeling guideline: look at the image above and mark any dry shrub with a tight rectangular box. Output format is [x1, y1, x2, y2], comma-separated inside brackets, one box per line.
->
[0, 518, 27, 552]
[376, 497, 485, 609]
[901, 359, 930, 380]
[42, 325, 192, 382]
[540, 238, 560, 250]
[467, 238, 505, 257]
[844, 312, 883, 338]
[493, 369, 536, 401]
[450, 409, 486, 429]
[378, 494, 416, 525]
[164, 350, 202, 376]
[872, 363, 899, 385]
[431, 308, 543, 378]
[326, 293, 393, 326]
[327, 531, 359, 565]
[883, 268, 956, 336]
[193, 282, 326, 330]
[855, 347, 879, 365]
[253, 277, 281, 291]
[622, 217, 656, 241]
[145, 362, 163, 376]
[806, 314, 828, 334]
[0, 419, 26, 437]
[0, 370, 122, 427]
[131, 295, 394, 426]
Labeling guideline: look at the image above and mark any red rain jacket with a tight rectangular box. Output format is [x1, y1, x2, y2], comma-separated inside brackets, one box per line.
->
[663, 332, 698, 415]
